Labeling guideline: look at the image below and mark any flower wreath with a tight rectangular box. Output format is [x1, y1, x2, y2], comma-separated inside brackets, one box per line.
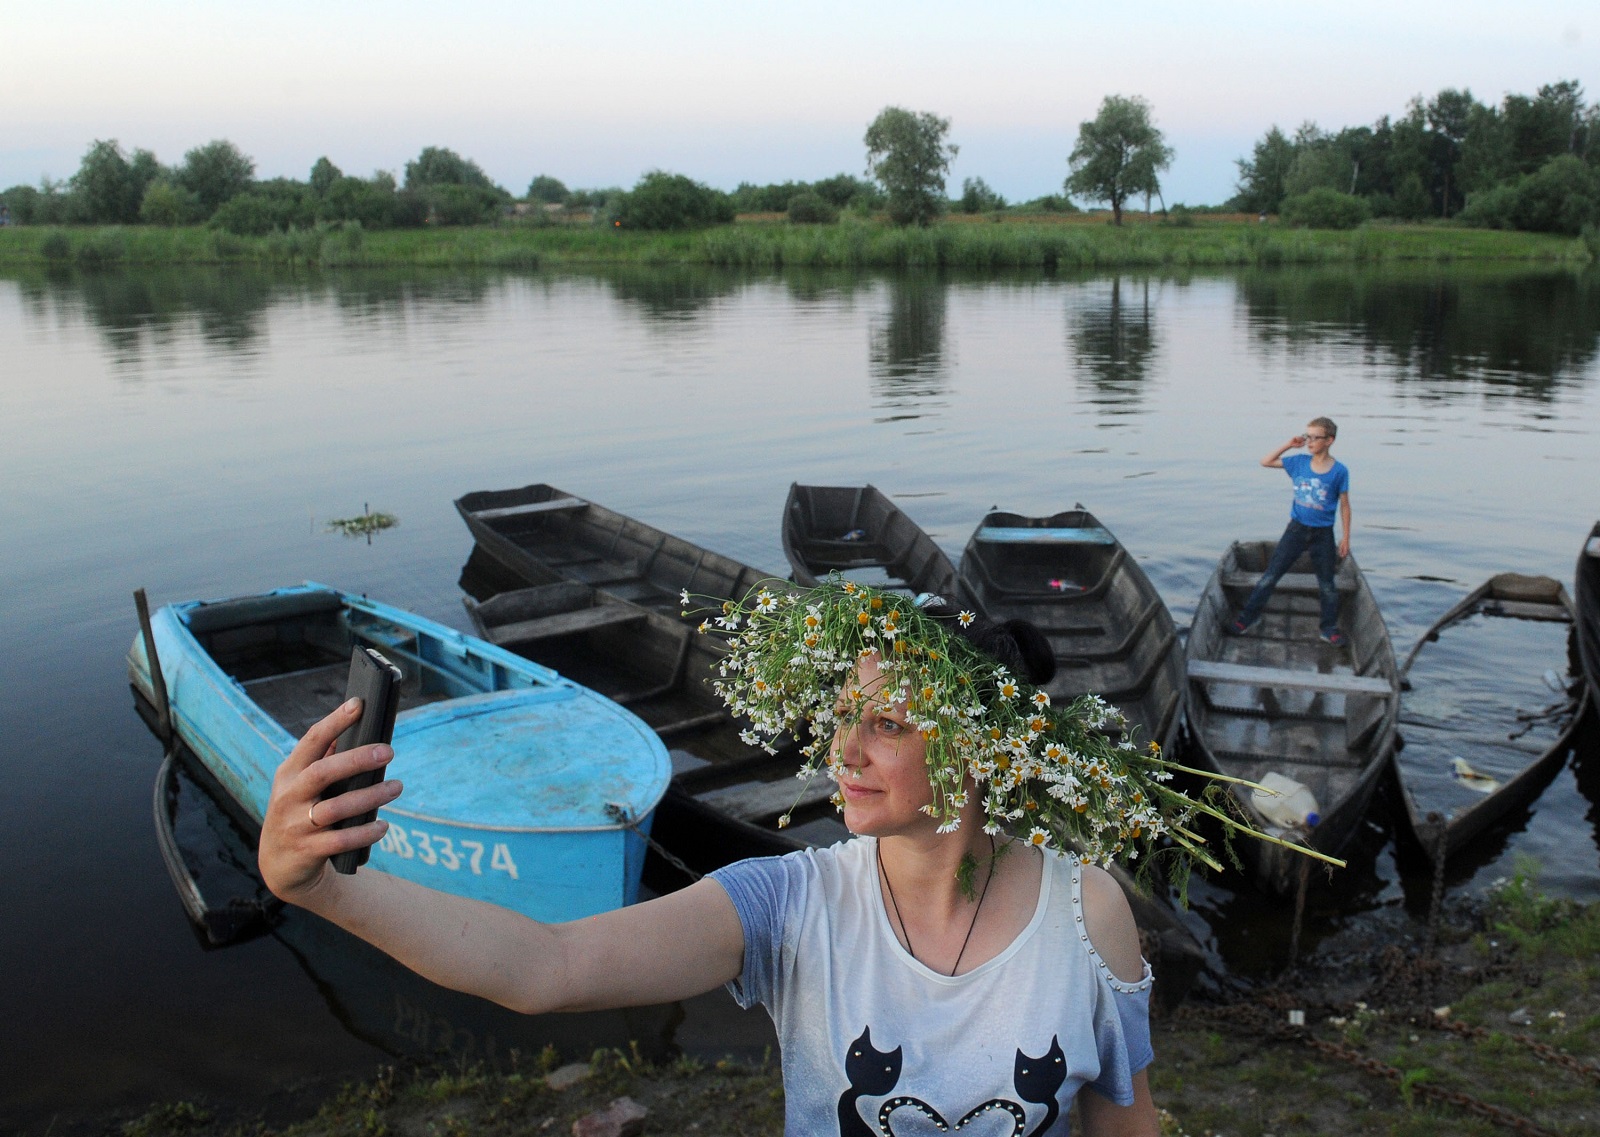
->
[688, 578, 1340, 894]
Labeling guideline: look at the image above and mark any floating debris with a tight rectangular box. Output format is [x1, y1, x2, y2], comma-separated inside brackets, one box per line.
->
[1450, 756, 1500, 795]
[326, 503, 399, 543]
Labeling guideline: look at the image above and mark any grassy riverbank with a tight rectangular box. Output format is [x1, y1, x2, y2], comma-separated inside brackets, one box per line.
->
[73, 875, 1599, 1137]
[0, 216, 1592, 272]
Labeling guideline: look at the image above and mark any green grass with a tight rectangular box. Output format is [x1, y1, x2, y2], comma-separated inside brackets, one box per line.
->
[0, 216, 1590, 272]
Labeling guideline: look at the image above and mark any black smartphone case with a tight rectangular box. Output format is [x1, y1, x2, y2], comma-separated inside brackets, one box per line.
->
[322, 646, 402, 875]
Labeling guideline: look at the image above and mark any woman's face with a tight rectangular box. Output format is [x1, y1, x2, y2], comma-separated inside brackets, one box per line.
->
[830, 654, 936, 837]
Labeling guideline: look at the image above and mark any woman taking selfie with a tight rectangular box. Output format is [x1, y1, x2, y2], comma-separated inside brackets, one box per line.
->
[260, 582, 1265, 1136]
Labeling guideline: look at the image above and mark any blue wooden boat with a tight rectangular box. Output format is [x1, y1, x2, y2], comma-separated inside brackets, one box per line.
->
[128, 583, 670, 923]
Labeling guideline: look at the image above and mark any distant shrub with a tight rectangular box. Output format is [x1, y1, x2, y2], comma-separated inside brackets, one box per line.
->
[2, 184, 42, 225]
[787, 191, 838, 224]
[1280, 187, 1371, 229]
[527, 175, 568, 204]
[1460, 157, 1600, 235]
[423, 183, 505, 226]
[393, 190, 429, 228]
[40, 230, 70, 260]
[139, 180, 200, 226]
[211, 192, 296, 236]
[405, 146, 496, 191]
[612, 171, 735, 231]
[319, 176, 397, 228]
[1458, 182, 1520, 230]
[959, 177, 1005, 214]
[74, 230, 126, 268]
[1507, 156, 1599, 235]
[1165, 204, 1195, 227]
[812, 174, 881, 210]
[178, 140, 255, 217]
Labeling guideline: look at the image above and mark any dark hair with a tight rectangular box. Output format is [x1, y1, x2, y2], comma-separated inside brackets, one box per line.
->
[920, 600, 1057, 687]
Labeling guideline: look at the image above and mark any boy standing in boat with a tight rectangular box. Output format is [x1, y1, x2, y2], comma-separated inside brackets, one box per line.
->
[1231, 417, 1352, 646]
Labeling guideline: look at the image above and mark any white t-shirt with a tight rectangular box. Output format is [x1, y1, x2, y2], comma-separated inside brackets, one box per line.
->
[710, 837, 1153, 1137]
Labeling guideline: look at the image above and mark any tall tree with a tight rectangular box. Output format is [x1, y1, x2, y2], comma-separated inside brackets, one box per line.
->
[179, 140, 255, 216]
[1065, 95, 1173, 225]
[403, 146, 495, 190]
[864, 107, 957, 227]
[1234, 125, 1295, 213]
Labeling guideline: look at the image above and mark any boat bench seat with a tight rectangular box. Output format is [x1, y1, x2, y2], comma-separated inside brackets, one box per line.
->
[1482, 599, 1572, 622]
[486, 605, 645, 644]
[976, 526, 1115, 545]
[1220, 571, 1356, 594]
[473, 497, 588, 521]
[695, 775, 837, 822]
[1188, 659, 1392, 696]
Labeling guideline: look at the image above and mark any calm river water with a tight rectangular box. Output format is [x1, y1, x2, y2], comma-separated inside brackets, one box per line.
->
[2, 263, 1597, 1128]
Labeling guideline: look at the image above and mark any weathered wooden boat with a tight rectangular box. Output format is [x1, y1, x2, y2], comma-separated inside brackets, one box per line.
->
[455, 483, 770, 617]
[1578, 522, 1600, 708]
[956, 507, 1183, 756]
[461, 545, 1210, 1006]
[1396, 574, 1589, 862]
[128, 583, 670, 924]
[782, 482, 963, 599]
[1185, 541, 1400, 894]
[456, 544, 848, 870]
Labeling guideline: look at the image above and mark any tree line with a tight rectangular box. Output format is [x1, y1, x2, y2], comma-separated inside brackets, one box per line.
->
[0, 96, 1174, 235]
[10, 83, 1592, 239]
[1232, 79, 1600, 233]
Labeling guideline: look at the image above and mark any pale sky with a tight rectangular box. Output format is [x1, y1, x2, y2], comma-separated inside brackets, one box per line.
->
[2, 0, 1594, 205]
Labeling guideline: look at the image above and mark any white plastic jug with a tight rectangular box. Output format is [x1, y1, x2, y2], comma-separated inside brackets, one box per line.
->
[1252, 772, 1321, 830]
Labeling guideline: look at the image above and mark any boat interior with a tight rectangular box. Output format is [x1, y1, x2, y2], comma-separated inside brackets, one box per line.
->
[783, 484, 959, 597]
[457, 548, 847, 848]
[185, 589, 537, 739]
[959, 510, 1182, 750]
[1187, 542, 1395, 812]
[459, 484, 769, 618]
[1397, 575, 1579, 828]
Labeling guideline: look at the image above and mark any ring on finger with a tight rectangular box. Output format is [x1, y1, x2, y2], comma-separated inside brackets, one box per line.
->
[308, 801, 322, 828]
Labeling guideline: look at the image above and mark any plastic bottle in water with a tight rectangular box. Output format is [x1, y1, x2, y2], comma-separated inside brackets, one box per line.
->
[1251, 772, 1321, 830]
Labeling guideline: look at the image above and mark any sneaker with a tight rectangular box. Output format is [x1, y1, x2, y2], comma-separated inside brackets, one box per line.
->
[1319, 629, 1347, 647]
[1227, 616, 1252, 635]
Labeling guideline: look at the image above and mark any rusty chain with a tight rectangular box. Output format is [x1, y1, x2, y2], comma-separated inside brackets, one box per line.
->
[1425, 1014, 1600, 1085]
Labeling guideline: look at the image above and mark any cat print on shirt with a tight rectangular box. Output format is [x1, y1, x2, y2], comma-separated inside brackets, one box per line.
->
[838, 1027, 1068, 1137]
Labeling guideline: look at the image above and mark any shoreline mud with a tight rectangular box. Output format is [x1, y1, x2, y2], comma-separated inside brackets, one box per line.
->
[12, 874, 1594, 1137]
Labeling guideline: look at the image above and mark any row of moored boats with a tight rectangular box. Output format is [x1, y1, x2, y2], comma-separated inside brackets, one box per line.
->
[129, 485, 1600, 956]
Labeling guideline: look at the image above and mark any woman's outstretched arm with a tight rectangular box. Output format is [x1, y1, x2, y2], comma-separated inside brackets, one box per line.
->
[258, 699, 746, 1014]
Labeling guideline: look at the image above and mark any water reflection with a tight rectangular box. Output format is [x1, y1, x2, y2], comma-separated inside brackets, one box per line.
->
[20, 267, 276, 360]
[1070, 276, 1157, 415]
[1239, 268, 1600, 403]
[604, 265, 745, 321]
[869, 274, 949, 419]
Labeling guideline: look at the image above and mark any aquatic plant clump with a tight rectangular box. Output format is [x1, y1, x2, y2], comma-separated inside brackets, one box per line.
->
[691, 579, 1337, 890]
[326, 509, 399, 539]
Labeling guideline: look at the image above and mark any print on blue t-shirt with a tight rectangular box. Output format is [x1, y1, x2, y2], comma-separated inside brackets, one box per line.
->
[1283, 453, 1348, 528]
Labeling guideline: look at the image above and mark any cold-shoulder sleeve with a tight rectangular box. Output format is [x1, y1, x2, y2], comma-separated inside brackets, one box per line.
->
[1086, 961, 1155, 1104]
[707, 853, 809, 1010]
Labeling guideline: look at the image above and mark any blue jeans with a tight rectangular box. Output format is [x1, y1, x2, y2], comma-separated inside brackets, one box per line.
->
[1239, 520, 1341, 635]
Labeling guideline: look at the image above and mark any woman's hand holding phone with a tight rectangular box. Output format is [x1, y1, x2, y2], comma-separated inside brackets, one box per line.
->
[259, 697, 403, 908]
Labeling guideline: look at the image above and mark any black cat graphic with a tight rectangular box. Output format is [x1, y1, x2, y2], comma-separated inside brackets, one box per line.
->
[838, 1027, 903, 1137]
[839, 1029, 1068, 1137]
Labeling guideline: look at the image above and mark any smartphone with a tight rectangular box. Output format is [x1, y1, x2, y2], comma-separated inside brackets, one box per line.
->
[321, 646, 403, 875]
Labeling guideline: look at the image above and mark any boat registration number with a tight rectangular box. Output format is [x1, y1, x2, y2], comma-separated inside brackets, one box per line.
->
[377, 823, 520, 880]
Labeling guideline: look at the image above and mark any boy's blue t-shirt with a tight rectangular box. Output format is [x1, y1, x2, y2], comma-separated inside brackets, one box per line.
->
[1283, 453, 1348, 527]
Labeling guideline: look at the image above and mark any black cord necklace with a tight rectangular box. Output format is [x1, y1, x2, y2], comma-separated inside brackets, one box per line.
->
[877, 836, 997, 977]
